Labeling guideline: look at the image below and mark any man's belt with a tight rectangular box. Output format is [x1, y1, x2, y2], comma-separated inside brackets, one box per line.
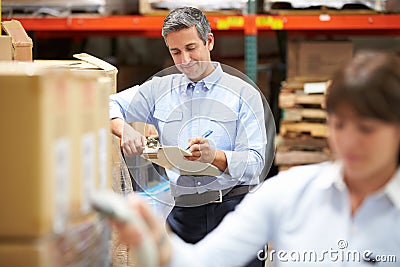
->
[174, 185, 255, 207]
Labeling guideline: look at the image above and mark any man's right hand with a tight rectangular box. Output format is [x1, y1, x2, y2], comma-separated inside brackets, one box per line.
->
[111, 118, 147, 157]
[112, 194, 173, 266]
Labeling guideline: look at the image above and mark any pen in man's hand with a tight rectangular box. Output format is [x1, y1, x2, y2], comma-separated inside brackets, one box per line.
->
[186, 130, 213, 150]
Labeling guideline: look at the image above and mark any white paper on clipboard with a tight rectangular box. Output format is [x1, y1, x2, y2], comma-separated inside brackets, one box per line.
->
[142, 146, 220, 176]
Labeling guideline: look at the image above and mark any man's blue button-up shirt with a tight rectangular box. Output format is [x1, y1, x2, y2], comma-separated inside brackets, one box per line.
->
[110, 62, 267, 196]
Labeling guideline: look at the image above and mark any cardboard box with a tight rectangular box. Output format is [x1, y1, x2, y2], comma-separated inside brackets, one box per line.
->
[0, 240, 55, 267]
[0, 216, 109, 267]
[33, 55, 115, 217]
[1, 20, 33, 61]
[0, 36, 13, 61]
[287, 41, 353, 81]
[0, 62, 113, 237]
[0, 64, 73, 238]
[35, 53, 118, 94]
[35, 54, 117, 208]
[68, 73, 112, 216]
[95, 77, 113, 191]
[68, 73, 98, 216]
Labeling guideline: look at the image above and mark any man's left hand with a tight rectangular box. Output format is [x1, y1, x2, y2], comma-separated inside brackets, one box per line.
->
[185, 137, 216, 164]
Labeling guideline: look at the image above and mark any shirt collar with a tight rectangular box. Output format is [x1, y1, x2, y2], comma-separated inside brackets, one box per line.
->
[315, 161, 345, 191]
[384, 167, 400, 209]
[203, 62, 222, 89]
[175, 62, 222, 94]
[316, 161, 400, 209]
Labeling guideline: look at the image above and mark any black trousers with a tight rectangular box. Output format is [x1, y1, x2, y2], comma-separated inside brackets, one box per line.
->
[167, 194, 264, 267]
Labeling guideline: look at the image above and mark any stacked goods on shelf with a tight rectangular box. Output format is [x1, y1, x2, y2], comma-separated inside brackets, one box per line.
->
[0, 62, 113, 266]
[34, 53, 135, 267]
[34, 53, 118, 218]
[36, 57, 128, 267]
[110, 135, 134, 267]
[264, 0, 400, 14]
[139, 0, 247, 15]
[1, 0, 138, 16]
[275, 40, 353, 171]
[276, 81, 331, 171]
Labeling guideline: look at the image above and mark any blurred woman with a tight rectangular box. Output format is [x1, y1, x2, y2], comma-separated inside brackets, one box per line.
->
[115, 50, 400, 267]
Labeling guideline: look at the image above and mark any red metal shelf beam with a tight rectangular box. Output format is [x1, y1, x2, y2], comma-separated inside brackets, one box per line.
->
[2, 16, 165, 31]
[257, 14, 400, 30]
[3, 14, 400, 33]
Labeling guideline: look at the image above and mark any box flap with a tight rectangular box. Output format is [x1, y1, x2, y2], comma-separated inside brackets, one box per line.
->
[34, 60, 102, 70]
[73, 53, 117, 73]
[1, 20, 33, 47]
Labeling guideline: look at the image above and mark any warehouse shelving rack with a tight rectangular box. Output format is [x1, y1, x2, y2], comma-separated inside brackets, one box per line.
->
[4, 14, 400, 36]
[3, 13, 400, 32]
[4, 11, 399, 134]
[3, 13, 400, 79]
[3, 3, 400, 179]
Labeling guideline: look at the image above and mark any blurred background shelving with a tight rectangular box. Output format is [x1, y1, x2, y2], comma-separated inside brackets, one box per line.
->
[2, 0, 400, 174]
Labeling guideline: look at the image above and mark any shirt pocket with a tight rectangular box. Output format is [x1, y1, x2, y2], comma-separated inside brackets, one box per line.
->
[154, 109, 183, 122]
[207, 111, 238, 150]
[209, 110, 238, 123]
[153, 109, 183, 145]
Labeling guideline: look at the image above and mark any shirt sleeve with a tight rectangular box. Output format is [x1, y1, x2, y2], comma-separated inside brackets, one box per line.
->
[109, 79, 156, 125]
[166, 164, 330, 267]
[166, 176, 282, 267]
[224, 89, 267, 184]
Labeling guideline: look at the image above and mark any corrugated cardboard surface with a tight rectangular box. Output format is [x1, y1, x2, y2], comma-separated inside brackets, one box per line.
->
[0, 63, 112, 238]
[287, 41, 353, 81]
[57, 71, 112, 218]
[95, 78, 113, 191]
[69, 72, 98, 216]
[0, 36, 13, 61]
[35, 53, 118, 94]
[0, 240, 54, 267]
[0, 217, 110, 267]
[0, 65, 72, 238]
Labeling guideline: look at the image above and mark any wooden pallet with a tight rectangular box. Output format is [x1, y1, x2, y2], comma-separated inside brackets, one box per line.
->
[276, 135, 328, 152]
[279, 92, 325, 109]
[275, 150, 331, 165]
[281, 80, 304, 91]
[282, 79, 331, 91]
[281, 108, 327, 122]
[278, 165, 297, 172]
[280, 122, 328, 138]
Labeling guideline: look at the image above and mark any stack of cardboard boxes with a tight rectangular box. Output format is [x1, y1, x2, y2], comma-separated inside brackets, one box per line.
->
[0, 19, 149, 267]
[0, 48, 118, 265]
[275, 40, 353, 171]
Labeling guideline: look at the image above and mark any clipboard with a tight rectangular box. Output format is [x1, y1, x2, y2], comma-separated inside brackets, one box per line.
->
[142, 145, 220, 176]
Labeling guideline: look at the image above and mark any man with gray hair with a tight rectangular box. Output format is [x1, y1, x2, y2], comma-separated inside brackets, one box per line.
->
[109, 7, 267, 266]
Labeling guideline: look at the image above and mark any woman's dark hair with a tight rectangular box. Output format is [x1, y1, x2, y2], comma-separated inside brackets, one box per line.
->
[326, 50, 400, 163]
